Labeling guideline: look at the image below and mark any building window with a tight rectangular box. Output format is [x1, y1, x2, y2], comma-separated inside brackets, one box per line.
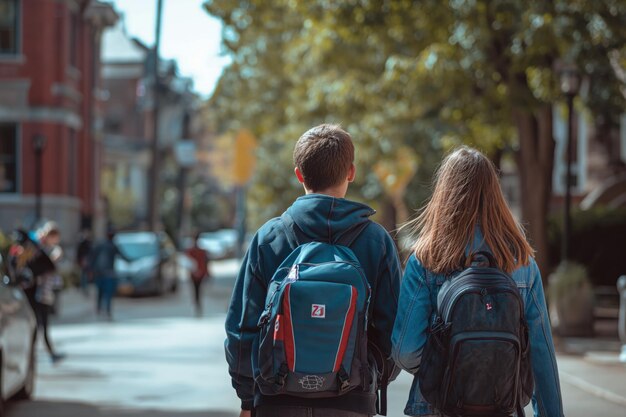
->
[0, 124, 18, 193]
[0, 0, 18, 55]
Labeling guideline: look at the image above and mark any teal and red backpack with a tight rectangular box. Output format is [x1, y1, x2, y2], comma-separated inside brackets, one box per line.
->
[255, 213, 390, 413]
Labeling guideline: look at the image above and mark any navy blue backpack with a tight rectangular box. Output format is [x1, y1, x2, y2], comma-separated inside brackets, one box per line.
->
[418, 252, 534, 417]
[255, 213, 377, 403]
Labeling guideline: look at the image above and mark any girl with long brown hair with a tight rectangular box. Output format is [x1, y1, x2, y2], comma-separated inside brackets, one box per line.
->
[392, 147, 563, 417]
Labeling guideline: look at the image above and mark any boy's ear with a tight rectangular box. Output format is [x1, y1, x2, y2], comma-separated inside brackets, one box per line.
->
[347, 164, 356, 183]
[294, 167, 305, 184]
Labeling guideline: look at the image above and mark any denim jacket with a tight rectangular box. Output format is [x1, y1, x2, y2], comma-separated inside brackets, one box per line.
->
[391, 231, 564, 417]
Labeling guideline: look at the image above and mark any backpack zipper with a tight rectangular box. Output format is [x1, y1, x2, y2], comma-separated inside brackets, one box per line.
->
[442, 285, 522, 323]
[259, 264, 301, 327]
[439, 271, 523, 322]
[296, 261, 370, 292]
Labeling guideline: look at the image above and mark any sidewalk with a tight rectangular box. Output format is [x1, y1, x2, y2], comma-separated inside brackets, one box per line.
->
[53, 288, 94, 324]
[555, 334, 626, 415]
[50, 265, 626, 416]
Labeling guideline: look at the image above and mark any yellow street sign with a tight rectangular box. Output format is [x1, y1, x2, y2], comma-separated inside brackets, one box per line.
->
[233, 129, 258, 185]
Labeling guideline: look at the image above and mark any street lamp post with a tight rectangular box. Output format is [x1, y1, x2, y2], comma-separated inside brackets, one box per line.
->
[32, 134, 47, 224]
[558, 62, 581, 262]
[618, 275, 626, 362]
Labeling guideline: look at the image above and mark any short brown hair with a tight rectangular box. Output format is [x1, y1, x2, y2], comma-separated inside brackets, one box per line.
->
[293, 124, 354, 192]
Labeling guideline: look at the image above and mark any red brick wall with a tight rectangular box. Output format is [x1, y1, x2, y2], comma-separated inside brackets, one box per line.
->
[0, 0, 106, 221]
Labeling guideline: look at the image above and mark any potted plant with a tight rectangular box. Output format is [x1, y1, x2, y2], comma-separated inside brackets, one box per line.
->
[548, 261, 594, 337]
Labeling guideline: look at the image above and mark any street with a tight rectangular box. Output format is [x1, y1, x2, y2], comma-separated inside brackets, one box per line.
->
[4, 259, 625, 417]
[5, 260, 239, 417]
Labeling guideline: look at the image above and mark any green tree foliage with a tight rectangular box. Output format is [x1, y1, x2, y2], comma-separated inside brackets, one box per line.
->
[205, 0, 626, 272]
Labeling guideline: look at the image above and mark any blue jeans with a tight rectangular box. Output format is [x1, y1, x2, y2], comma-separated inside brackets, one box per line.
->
[255, 406, 370, 417]
[80, 269, 91, 293]
[96, 276, 117, 316]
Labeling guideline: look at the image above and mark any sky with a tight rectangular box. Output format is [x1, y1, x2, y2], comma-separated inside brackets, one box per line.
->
[108, 0, 230, 97]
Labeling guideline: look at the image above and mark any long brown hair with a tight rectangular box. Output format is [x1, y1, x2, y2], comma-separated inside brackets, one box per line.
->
[408, 146, 533, 274]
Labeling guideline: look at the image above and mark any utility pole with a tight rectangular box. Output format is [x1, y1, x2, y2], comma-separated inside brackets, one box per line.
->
[147, 0, 164, 231]
[175, 112, 195, 249]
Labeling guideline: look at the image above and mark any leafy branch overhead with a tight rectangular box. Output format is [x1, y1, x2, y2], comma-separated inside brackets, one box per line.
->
[203, 0, 626, 256]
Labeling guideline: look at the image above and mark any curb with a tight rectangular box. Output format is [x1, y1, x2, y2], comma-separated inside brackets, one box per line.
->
[560, 370, 626, 408]
[583, 351, 626, 366]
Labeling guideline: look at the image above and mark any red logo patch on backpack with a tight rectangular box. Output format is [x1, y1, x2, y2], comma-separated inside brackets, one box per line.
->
[311, 304, 326, 318]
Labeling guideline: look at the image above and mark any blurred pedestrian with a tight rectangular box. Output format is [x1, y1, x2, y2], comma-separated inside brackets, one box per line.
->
[186, 233, 210, 316]
[38, 221, 66, 312]
[89, 229, 127, 320]
[76, 229, 93, 295]
[17, 222, 66, 363]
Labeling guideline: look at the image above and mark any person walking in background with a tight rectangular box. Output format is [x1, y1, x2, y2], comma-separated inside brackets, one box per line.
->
[186, 232, 209, 316]
[19, 222, 66, 363]
[391, 147, 564, 417]
[89, 229, 128, 320]
[76, 229, 93, 295]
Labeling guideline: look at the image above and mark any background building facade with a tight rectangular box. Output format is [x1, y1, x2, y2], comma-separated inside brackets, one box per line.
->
[0, 0, 116, 244]
[100, 19, 198, 231]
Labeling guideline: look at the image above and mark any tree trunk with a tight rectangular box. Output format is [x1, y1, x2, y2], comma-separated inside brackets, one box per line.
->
[378, 195, 398, 235]
[392, 193, 411, 226]
[488, 147, 504, 173]
[514, 105, 554, 279]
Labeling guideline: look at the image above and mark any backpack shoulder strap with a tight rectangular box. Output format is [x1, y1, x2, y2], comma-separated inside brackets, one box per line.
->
[335, 221, 371, 247]
[280, 212, 301, 249]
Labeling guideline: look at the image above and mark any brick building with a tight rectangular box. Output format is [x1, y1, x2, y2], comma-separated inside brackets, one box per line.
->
[0, 0, 116, 243]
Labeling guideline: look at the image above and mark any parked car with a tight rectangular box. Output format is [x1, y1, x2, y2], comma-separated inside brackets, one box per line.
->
[197, 228, 238, 260]
[0, 253, 37, 413]
[114, 231, 180, 296]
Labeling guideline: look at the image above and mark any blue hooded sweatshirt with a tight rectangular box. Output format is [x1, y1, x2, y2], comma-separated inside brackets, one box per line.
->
[225, 194, 402, 413]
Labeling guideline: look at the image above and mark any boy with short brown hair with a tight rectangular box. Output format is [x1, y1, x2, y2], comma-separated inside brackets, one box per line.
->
[225, 124, 401, 417]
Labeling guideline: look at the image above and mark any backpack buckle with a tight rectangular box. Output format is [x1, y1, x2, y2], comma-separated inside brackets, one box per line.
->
[337, 366, 351, 392]
[275, 363, 289, 388]
[257, 310, 271, 327]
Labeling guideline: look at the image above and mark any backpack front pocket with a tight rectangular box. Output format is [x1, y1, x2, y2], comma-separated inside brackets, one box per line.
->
[443, 331, 520, 415]
[282, 280, 358, 375]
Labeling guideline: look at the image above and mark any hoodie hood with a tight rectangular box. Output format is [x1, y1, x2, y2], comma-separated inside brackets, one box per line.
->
[285, 194, 376, 244]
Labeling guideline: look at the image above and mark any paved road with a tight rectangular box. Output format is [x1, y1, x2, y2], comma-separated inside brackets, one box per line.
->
[5, 259, 626, 417]
[6, 260, 239, 417]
